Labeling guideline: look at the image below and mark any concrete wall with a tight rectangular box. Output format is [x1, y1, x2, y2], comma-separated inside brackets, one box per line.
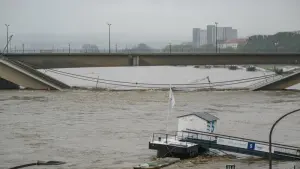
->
[5, 53, 300, 69]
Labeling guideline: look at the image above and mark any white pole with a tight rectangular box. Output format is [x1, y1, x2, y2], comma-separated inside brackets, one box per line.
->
[166, 85, 172, 134]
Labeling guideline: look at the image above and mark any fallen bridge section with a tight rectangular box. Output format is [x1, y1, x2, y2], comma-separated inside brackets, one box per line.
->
[250, 69, 300, 91]
[0, 78, 19, 89]
[0, 57, 70, 90]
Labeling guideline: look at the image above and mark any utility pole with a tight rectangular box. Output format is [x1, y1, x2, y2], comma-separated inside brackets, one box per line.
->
[169, 43, 172, 54]
[115, 43, 118, 53]
[215, 22, 218, 53]
[22, 43, 24, 54]
[107, 23, 112, 54]
[5, 24, 9, 54]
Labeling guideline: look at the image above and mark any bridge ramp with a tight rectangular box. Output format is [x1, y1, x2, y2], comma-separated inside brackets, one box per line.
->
[0, 57, 70, 90]
[250, 69, 300, 91]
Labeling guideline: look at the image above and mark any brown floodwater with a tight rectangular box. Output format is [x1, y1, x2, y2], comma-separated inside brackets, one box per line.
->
[0, 90, 299, 169]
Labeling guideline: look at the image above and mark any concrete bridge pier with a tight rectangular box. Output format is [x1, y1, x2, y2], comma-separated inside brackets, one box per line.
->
[128, 55, 140, 66]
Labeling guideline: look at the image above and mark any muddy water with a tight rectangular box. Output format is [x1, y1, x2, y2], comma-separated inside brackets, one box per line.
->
[0, 90, 300, 169]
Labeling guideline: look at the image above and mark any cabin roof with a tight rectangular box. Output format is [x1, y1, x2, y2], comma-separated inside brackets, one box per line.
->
[177, 112, 219, 122]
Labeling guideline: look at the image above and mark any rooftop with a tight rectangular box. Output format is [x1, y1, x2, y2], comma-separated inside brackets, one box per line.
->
[177, 112, 219, 122]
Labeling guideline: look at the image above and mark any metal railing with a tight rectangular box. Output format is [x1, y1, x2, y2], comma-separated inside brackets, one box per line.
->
[248, 69, 300, 89]
[151, 133, 191, 147]
[179, 130, 300, 157]
[248, 74, 284, 89]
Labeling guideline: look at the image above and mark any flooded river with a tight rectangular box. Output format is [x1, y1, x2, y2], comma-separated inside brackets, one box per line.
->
[0, 90, 300, 169]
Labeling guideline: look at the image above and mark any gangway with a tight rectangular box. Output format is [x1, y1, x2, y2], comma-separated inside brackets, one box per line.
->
[149, 130, 300, 160]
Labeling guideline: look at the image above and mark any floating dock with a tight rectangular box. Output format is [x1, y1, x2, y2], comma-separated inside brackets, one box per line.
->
[149, 130, 300, 160]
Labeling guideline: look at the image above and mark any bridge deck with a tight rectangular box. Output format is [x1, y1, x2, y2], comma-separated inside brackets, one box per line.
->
[5, 53, 300, 68]
[250, 69, 300, 90]
[0, 57, 70, 90]
[149, 130, 300, 160]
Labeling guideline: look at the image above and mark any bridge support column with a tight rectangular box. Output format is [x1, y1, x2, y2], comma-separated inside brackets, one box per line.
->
[128, 55, 139, 66]
[133, 55, 139, 66]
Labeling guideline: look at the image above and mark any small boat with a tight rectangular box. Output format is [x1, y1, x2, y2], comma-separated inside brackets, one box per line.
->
[133, 158, 180, 169]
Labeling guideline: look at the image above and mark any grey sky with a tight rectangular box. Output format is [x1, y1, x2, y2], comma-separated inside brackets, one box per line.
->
[0, 0, 299, 48]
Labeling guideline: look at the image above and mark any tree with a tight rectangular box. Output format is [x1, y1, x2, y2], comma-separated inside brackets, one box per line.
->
[131, 43, 153, 53]
[81, 44, 100, 53]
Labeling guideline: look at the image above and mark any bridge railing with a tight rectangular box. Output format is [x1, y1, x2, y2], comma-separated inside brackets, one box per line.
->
[178, 130, 300, 157]
[248, 74, 284, 89]
[248, 68, 300, 90]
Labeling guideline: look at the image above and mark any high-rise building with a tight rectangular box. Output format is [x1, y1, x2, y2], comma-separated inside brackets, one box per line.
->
[207, 25, 238, 45]
[193, 28, 201, 48]
[217, 27, 225, 41]
[207, 25, 216, 45]
[223, 27, 232, 40]
[200, 29, 207, 46]
[232, 29, 238, 39]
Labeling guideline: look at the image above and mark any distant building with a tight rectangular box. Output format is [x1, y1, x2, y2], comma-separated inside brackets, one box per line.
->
[232, 29, 238, 39]
[200, 29, 207, 46]
[193, 28, 201, 48]
[207, 25, 216, 45]
[220, 38, 247, 49]
[193, 28, 207, 47]
[207, 25, 238, 45]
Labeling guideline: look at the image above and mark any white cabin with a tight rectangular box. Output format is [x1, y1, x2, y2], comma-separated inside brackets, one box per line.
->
[177, 112, 219, 133]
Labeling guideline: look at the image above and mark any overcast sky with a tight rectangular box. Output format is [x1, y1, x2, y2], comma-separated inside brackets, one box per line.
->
[0, 0, 299, 48]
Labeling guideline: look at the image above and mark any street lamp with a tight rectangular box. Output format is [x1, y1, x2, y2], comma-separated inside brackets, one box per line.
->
[107, 23, 112, 54]
[274, 42, 279, 52]
[269, 108, 300, 169]
[215, 22, 218, 53]
[5, 24, 9, 54]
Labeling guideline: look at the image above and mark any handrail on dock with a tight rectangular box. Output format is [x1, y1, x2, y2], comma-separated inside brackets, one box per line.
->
[182, 129, 300, 150]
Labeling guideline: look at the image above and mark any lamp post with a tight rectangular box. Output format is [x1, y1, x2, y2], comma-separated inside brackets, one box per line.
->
[269, 108, 300, 169]
[107, 23, 112, 54]
[274, 42, 279, 52]
[215, 22, 218, 53]
[68, 43, 70, 54]
[5, 24, 9, 54]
